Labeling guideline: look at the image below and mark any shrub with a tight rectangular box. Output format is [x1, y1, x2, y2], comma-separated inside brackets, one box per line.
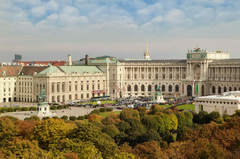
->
[50, 106, 57, 110]
[69, 116, 77, 121]
[89, 109, 100, 115]
[63, 105, 69, 109]
[61, 115, 68, 120]
[106, 108, 113, 112]
[29, 107, 36, 111]
[21, 107, 29, 111]
[7, 107, 14, 112]
[42, 117, 50, 120]
[99, 108, 107, 112]
[0, 108, 7, 113]
[84, 114, 89, 119]
[77, 116, 85, 120]
[57, 105, 64, 109]
[14, 107, 21, 111]
[52, 116, 59, 119]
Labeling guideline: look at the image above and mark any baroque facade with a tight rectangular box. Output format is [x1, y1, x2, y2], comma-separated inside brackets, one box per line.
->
[1, 44, 240, 103]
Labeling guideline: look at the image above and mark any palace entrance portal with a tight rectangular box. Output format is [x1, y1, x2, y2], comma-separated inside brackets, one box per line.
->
[187, 85, 192, 96]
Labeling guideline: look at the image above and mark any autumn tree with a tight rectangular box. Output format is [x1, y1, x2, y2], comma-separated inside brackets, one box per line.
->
[88, 114, 102, 122]
[120, 108, 140, 121]
[102, 124, 120, 138]
[101, 111, 121, 125]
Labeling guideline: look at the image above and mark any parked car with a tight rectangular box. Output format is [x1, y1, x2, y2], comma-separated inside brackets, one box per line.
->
[127, 104, 134, 108]
[100, 104, 107, 107]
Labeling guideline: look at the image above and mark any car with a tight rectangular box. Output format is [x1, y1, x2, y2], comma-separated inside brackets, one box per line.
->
[100, 104, 107, 107]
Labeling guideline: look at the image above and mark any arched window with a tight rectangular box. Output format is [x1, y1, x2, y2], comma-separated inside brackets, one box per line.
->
[52, 96, 55, 102]
[148, 85, 151, 92]
[81, 94, 83, 99]
[43, 84, 45, 90]
[141, 85, 145, 91]
[169, 85, 172, 92]
[175, 85, 179, 92]
[229, 87, 232, 91]
[162, 85, 165, 92]
[212, 86, 216, 94]
[75, 94, 78, 100]
[127, 85, 131, 91]
[52, 83, 54, 93]
[155, 85, 158, 91]
[224, 86, 227, 92]
[218, 86, 221, 94]
[62, 83, 65, 92]
[134, 85, 138, 92]
[69, 94, 72, 100]
[234, 87, 237, 91]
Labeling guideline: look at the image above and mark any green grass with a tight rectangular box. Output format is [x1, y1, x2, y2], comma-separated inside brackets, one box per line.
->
[99, 111, 121, 117]
[160, 104, 195, 110]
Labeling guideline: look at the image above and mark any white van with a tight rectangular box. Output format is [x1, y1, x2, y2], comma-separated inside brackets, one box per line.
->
[127, 104, 134, 108]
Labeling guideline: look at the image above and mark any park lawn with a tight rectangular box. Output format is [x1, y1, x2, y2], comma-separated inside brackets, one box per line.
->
[161, 104, 195, 110]
[84, 100, 116, 105]
[99, 111, 121, 117]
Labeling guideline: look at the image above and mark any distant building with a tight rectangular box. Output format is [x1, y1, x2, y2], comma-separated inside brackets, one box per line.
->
[195, 91, 240, 116]
[12, 54, 22, 63]
[1, 44, 240, 104]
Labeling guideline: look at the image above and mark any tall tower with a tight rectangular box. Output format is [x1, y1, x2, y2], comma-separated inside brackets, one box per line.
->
[67, 54, 72, 66]
[144, 41, 150, 60]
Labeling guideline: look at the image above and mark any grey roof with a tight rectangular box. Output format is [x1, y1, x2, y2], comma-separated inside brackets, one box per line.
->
[211, 58, 240, 64]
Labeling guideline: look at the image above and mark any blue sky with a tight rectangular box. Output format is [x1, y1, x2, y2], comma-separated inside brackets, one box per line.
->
[1, 0, 240, 62]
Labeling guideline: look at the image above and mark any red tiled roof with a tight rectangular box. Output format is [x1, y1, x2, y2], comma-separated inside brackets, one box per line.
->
[0, 66, 22, 77]
[16, 61, 66, 66]
[19, 66, 49, 75]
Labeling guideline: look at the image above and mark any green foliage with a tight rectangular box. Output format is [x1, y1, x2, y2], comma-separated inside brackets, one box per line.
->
[42, 117, 50, 120]
[50, 106, 57, 110]
[214, 117, 224, 124]
[159, 113, 171, 130]
[29, 107, 37, 111]
[102, 124, 120, 138]
[63, 105, 69, 109]
[115, 121, 131, 133]
[160, 130, 174, 144]
[106, 108, 113, 112]
[141, 115, 158, 132]
[209, 111, 221, 121]
[196, 111, 210, 124]
[24, 115, 40, 121]
[141, 129, 162, 145]
[120, 108, 140, 121]
[183, 111, 193, 127]
[52, 116, 59, 119]
[21, 107, 29, 111]
[7, 107, 14, 112]
[90, 109, 100, 115]
[0, 107, 7, 113]
[14, 107, 21, 111]
[68, 123, 120, 158]
[77, 116, 85, 120]
[99, 108, 107, 112]
[33, 118, 73, 150]
[149, 104, 162, 115]
[235, 110, 240, 116]
[0, 116, 19, 147]
[69, 116, 77, 121]
[61, 115, 68, 120]
[57, 105, 64, 109]
[168, 113, 178, 130]
[176, 112, 186, 130]
[137, 107, 147, 118]
[4, 115, 19, 122]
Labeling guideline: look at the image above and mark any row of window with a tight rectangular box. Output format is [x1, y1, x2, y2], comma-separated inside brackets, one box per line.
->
[211, 86, 239, 94]
[127, 85, 180, 92]
[126, 74, 186, 80]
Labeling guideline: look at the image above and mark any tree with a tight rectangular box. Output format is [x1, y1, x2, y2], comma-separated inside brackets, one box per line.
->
[33, 118, 74, 150]
[102, 124, 120, 138]
[176, 112, 186, 130]
[149, 104, 163, 115]
[115, 121, 131, 133]
[209, 111, 221, 122]
[101, 112, 121, 125]
[141, 115, 158, 131]
[168, 113, 178, 131]
[68, 123, 120, 158]
[88, 114, 102, 122]
[120, 108, 140, 121]
[133, 141, 167, 159]
[140, 129, 162, 145]
[0, 116, 19, 147]
[183, 111, 193, 127]
[137, 107, 147, 118]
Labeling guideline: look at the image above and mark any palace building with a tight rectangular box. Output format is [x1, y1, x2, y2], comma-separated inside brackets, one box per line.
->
[1, 44, 240, 103]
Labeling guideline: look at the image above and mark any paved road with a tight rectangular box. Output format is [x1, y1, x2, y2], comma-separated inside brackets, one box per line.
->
[0, 106, 123, 121]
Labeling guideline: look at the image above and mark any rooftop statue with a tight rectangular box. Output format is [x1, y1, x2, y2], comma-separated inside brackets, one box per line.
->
[38, 89, 46, 102]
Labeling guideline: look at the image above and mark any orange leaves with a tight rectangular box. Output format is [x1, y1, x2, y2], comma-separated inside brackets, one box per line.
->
[88, 114, 102, 122]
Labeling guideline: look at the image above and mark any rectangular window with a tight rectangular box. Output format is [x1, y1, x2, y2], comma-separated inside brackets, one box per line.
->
[69, 86, 71, 91]
[75, 85, 77, 91]
[87, 85, 89, 90]
[81, 85, 83, 91]
[98, 84, 100, 90]
[92, 84, 94, 90]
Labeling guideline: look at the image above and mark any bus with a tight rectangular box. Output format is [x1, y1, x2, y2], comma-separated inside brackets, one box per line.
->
[92, 95, 111, 101]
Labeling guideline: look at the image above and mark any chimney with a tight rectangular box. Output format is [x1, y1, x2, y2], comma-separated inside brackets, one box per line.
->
[85, 54, 89, 65]
[68, 54, 72, 66]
